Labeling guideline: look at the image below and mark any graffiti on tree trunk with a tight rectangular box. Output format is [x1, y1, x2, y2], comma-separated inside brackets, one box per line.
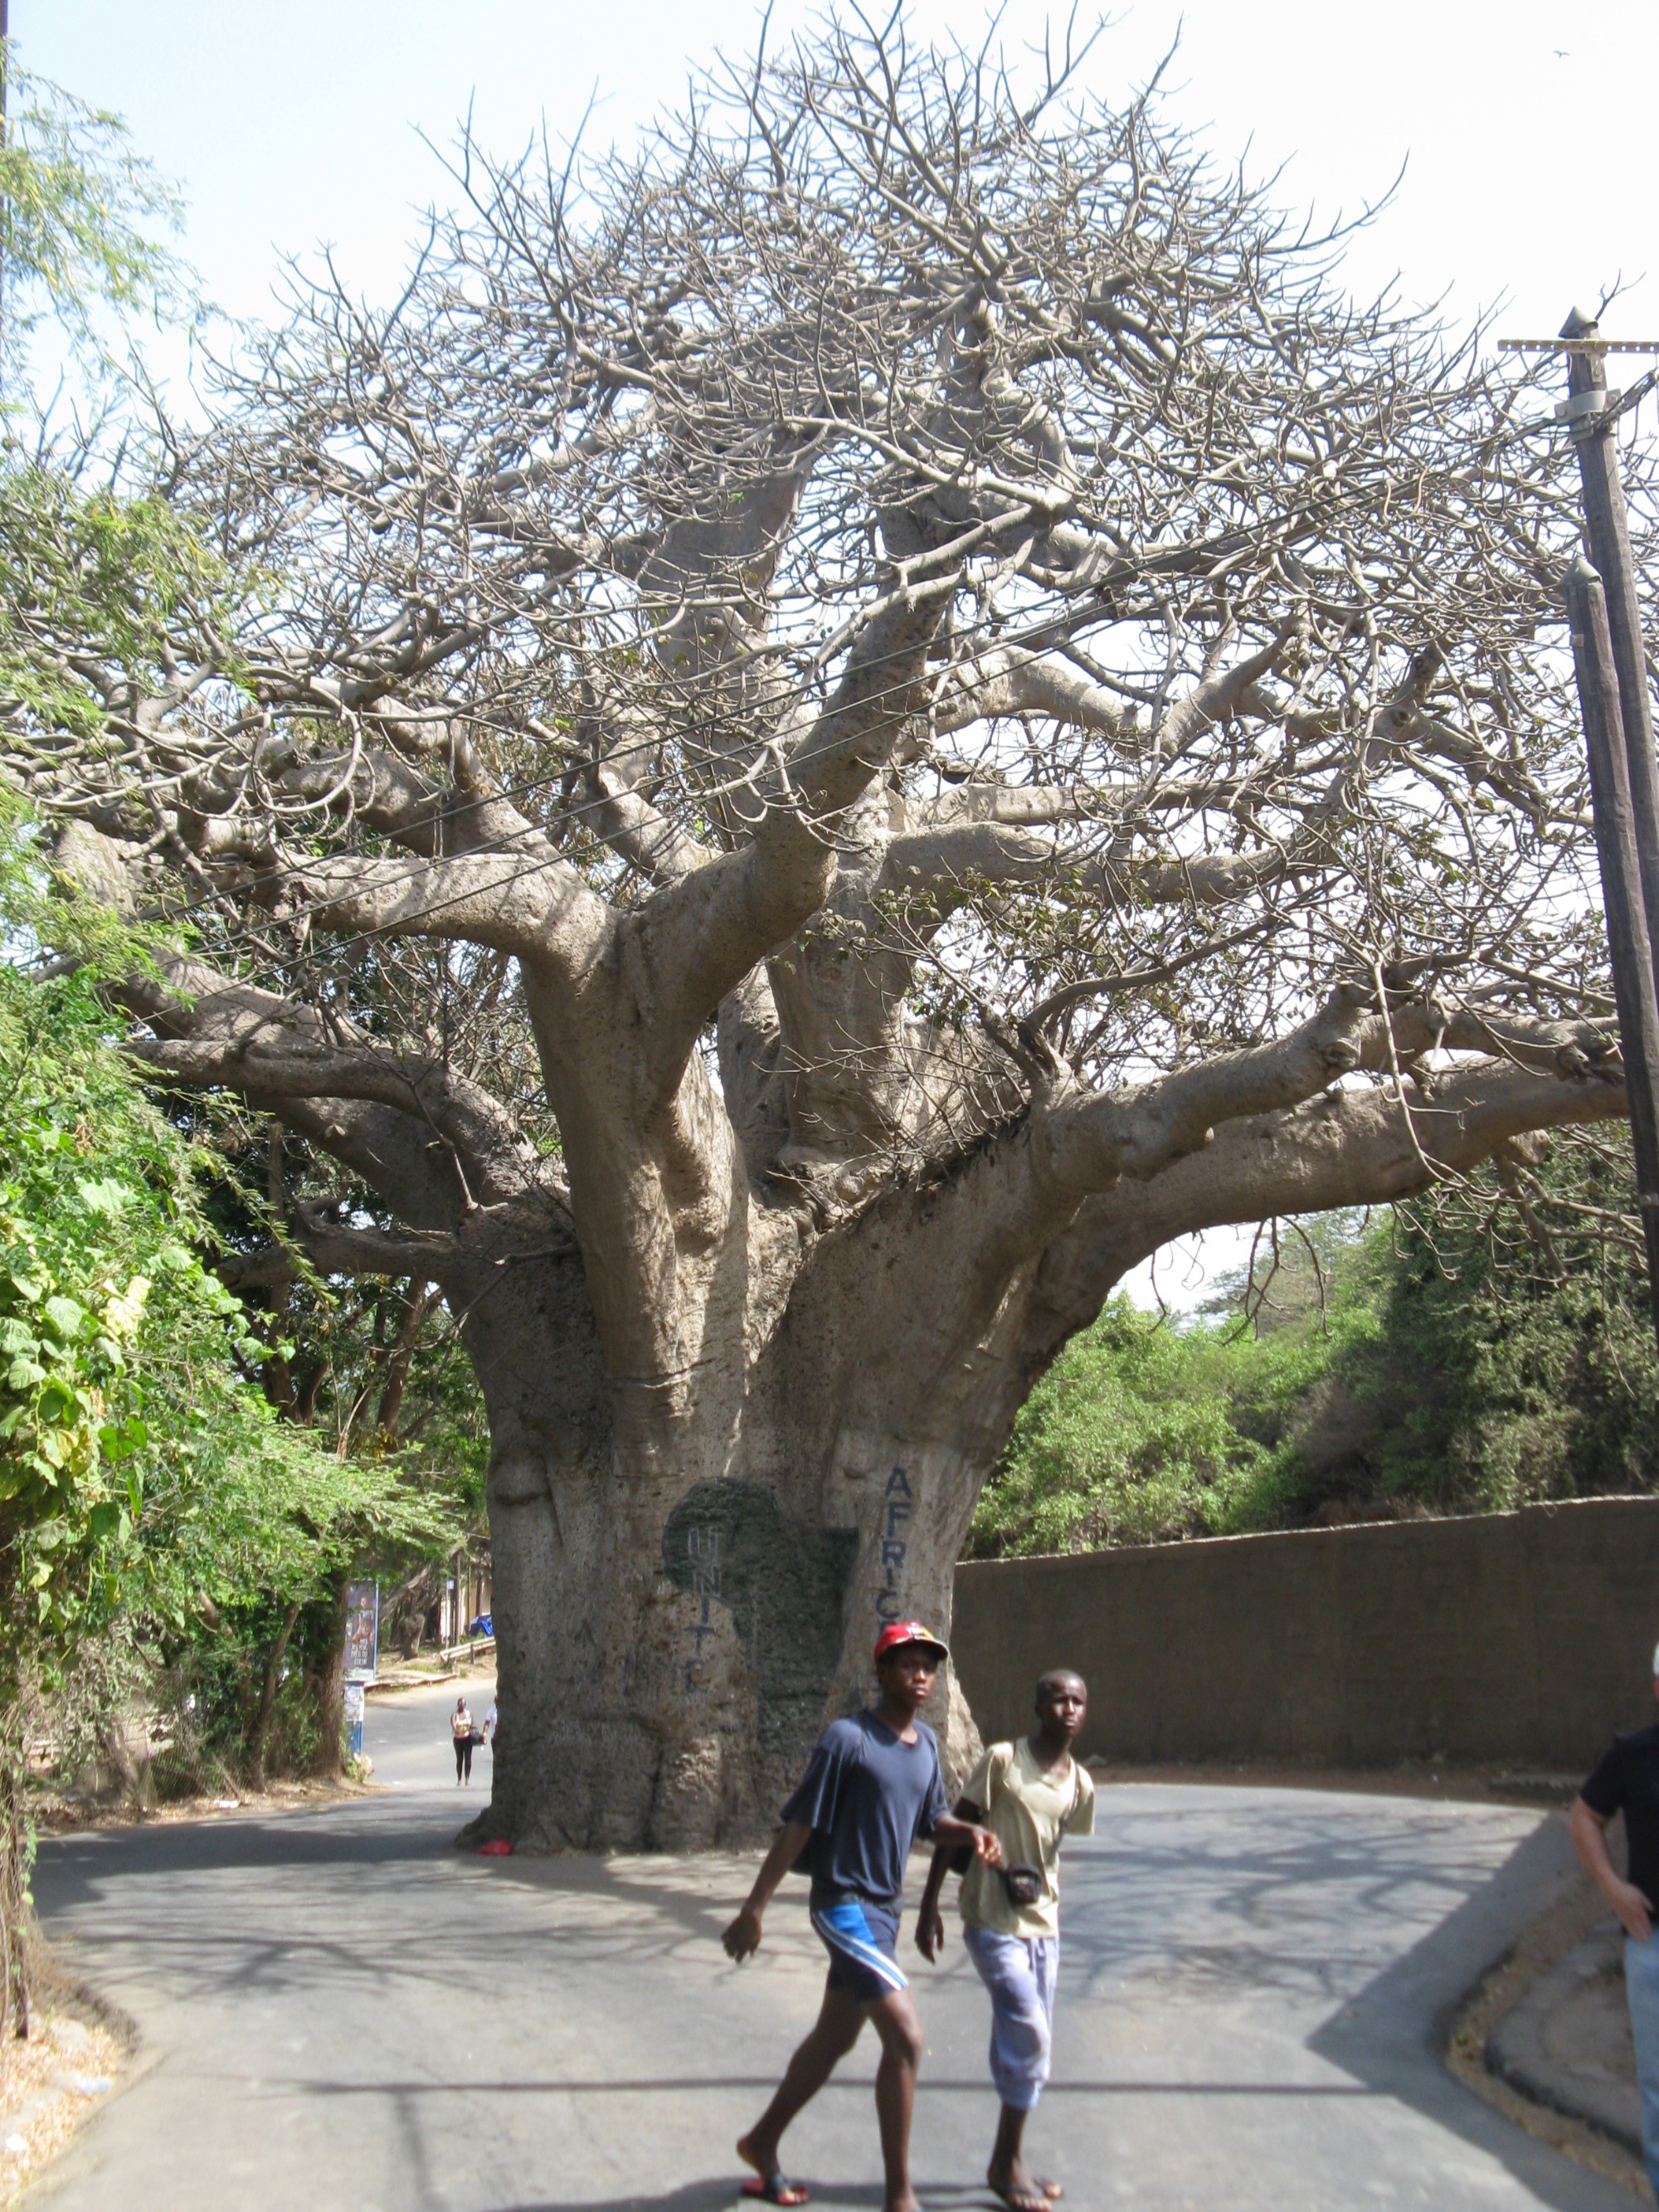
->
[661, 1481, 859, 1756]
[683, 1521, 721, 1688]
[876, 1466, 913, 1623]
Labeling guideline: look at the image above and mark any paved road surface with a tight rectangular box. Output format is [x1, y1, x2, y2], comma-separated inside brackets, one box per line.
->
[30, 1680, 1632, 2211]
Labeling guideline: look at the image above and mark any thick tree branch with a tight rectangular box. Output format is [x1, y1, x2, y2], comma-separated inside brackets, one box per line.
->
[930, 647, 1133, 741]
[914, 781, 1126, 829]
[289, 1206, 470, 1279]
[116, 950, 524, 1230]
[625, 570, 959, 1099]
[1026, 1059, 1630, 1354]
[131, 1028, 541, 1211]
[264, 847, 611, 972]
[1037, 987, 1371, 1200]
[268, 744, 446, 855]
[576, 754, 710, 885]
[881, 818, 1307, 917]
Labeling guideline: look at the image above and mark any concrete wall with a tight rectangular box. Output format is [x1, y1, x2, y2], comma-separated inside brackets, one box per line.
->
[951, 1497, 1659, 1772]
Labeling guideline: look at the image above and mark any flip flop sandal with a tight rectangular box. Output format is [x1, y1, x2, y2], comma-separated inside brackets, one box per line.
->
[989, 2186, 1048, 2212]
[740, 2176, 810, 2205]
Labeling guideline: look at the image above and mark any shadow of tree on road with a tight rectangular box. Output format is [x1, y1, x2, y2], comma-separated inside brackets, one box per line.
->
[479, 2188, 994, 2212]
[1306, 1816, 1627, 2212]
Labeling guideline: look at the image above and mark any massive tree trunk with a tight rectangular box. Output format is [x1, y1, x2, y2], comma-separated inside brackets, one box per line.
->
[452, 1040, 1623, 1852]
[12, 24, 1647, 1849]
[469, 1247, 992, 1849]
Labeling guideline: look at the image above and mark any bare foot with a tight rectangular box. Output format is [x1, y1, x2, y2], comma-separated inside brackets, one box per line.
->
[739, 2133, 810, 2205]
[987, 2162, 1048, 2212]
[737, 2131, 777, 2180]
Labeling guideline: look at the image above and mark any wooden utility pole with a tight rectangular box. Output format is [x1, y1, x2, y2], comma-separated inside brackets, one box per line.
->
[1501, 315, 1659, 1342]
[1558, 308, 1659, 1000]
[1563, 556, 1659, 1351]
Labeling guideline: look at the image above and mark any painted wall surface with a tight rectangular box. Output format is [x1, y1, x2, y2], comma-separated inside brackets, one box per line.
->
[951, 1497, 1659, 1771]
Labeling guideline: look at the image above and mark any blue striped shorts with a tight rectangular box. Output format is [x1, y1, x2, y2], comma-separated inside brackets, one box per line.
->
[810, 1897, 907, 2003]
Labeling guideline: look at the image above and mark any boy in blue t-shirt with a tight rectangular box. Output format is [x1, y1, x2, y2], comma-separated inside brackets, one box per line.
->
[722, 1621, 1002, 2211]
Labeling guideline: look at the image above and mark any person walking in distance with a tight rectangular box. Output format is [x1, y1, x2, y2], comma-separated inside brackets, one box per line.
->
[722, 1622, 1003, 2211]
[1572, 1641, 1659, 2200]
[450, 1695, 474, 1785]
[917, 1670, 1095, 2212]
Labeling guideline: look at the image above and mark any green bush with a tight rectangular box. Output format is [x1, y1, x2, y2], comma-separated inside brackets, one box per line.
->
[0, 816, 450, 1785]
[970, 1170, 1659, 1559]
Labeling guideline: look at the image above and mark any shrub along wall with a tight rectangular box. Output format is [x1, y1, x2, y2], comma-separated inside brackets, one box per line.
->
[951, 1496, 1659, 1773]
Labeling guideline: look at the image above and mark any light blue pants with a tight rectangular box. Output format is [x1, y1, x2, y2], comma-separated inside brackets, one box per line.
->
[1626, 1936, 1659, 2198]
[963, 1923, 1058, 2112]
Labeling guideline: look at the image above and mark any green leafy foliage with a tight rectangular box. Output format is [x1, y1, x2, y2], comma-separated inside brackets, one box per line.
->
[0, 821, 455, 1771]
[0, 464, 246, 744]
[969, 1170, 1659, 1558]
[965, 1298, 1282, 1555]
[0, 60, 190, 384]
[1313, 1157, 1659, 1517]
[0, 948, 439, 1683]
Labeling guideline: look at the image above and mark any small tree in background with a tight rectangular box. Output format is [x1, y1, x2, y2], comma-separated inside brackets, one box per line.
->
[0, 52, 188, 393]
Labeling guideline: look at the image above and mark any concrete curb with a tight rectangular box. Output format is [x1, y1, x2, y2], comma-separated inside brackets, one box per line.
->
[1486, 1927, 1643, 2156]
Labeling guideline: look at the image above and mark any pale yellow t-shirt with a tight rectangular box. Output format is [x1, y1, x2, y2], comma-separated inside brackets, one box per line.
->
[959, 1738, 1095, 1939]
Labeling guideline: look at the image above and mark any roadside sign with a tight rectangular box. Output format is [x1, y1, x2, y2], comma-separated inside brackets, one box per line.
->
[343, 1581, 379, 1682]
[343, 1679, 365, 1761]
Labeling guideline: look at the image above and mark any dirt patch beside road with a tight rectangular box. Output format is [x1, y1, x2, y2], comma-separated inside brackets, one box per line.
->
[29, 1773, 378, 1837]
[0, 1937, 129, 2209]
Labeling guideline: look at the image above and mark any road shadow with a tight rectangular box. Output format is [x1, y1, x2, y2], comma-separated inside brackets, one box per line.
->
[480, 2189, 993, 2212]
[1058, 1787, 1549, 1998]
[35, 1781, 1629, 2209]
[34, 1808, 453, 1912]
[1306, 1815, 1631, 2210]
[480, 2189, 741, 2212]
[290, 2071, 1376, 2098]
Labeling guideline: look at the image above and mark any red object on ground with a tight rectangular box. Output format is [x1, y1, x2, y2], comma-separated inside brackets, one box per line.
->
[479, 1839, 513, 1855]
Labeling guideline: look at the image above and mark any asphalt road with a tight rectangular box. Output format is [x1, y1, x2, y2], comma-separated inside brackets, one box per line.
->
[29, 1680, 1634, 2212]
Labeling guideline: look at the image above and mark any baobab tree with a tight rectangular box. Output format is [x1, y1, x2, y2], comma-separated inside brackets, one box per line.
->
[11, 19, 1644, 1848]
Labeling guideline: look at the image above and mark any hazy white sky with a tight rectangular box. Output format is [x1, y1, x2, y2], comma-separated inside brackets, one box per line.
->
[18, 0, 1655, 1308]
[22, 0, 1657, 345]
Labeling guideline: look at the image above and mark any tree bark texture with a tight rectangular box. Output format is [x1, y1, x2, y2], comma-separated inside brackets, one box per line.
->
[306, 1575, 351, 1782]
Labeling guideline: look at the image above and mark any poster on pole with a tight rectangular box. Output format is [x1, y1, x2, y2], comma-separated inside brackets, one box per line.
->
[343, 1679, 365, 1761]
[343, 1581, 379, 1681]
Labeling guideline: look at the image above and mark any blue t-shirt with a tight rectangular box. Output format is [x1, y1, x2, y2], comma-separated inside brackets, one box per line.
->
[781, 1709, 950, 1909]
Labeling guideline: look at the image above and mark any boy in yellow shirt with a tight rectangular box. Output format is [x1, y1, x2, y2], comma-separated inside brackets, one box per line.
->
[917, 1670, 1093, 2212]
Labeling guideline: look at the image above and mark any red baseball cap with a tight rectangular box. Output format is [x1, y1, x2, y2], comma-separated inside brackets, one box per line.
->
[873, 1620, 950, 1666]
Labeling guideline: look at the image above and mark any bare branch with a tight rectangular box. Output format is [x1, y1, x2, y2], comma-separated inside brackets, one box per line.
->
[1029, 1059, 1630, 1352]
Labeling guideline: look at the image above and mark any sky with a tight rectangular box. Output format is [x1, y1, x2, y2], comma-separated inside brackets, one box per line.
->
[17, 0, 1658, 1308]
[22, 0, 1657, 348]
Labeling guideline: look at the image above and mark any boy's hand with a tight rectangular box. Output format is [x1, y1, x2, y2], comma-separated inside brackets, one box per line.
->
[916, 1903, 946, 1961]
[722, 1903, 765, 1961]
[1613, 1878, 1656, 1944]
[970, 1825, 1003, 1869]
